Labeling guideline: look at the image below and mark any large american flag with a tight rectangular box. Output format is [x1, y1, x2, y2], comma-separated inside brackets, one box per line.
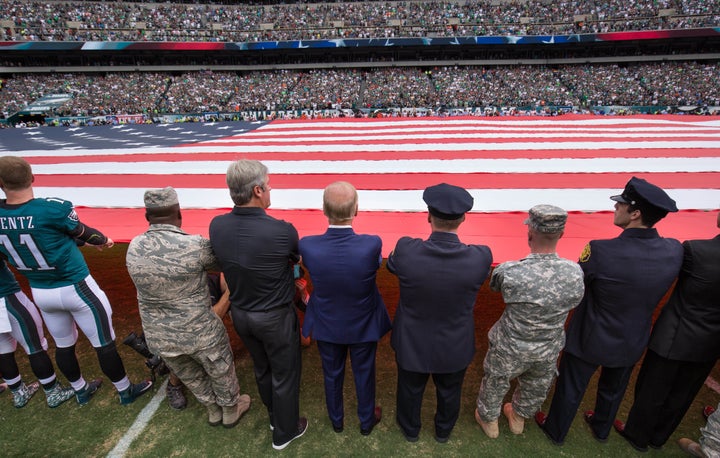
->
[5, 115, 719, 262]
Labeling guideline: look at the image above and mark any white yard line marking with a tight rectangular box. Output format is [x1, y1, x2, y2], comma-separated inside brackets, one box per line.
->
[106, 379, 167, 458]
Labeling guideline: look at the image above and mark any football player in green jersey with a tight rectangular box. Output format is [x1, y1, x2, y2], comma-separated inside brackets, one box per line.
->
[0, 261, 76, 408]
[0, 156, 151, 406]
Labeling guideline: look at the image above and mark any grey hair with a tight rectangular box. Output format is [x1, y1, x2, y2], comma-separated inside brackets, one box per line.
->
[226, 160, 268, 206]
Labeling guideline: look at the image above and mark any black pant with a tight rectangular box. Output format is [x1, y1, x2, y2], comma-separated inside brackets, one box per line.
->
[396, 365, 467, 438]
[232, 304, 301, 446]
[624, 349, 716, 448]
[545, 352, 633, 443]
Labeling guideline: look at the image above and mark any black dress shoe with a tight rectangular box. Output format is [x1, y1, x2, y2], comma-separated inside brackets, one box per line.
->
[396, 417, 419, 442]
[361, 406, 382, 436]
[434, 433, 450, 443]
[613, 418, 648, 452]
[535, 412, 564, 446]
[583, 411, 608, 443]
[333, 422, 344, 433]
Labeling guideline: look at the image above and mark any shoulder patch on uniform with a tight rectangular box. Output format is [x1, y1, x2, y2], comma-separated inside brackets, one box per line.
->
[579, 243, 591, 263]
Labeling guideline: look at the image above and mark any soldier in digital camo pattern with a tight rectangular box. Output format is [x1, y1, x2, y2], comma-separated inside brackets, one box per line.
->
[126, 187, 251, 429]
[475, 205, 585, 438]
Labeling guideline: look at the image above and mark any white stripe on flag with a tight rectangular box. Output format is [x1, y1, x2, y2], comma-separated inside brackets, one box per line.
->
[31, 157, 720, 175]
[17, 140, 720, 157]
[34, 187, 720, 212]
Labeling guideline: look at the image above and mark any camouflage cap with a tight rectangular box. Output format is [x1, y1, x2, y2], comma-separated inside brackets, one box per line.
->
[143, 186, 179, 209]
[524, 204, 567, 233]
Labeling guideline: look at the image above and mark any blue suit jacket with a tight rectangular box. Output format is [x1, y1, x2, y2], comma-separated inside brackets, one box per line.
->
[387, 231, 492, 373]
[299, 227, 391, 344]
[564, 227, 683, 367]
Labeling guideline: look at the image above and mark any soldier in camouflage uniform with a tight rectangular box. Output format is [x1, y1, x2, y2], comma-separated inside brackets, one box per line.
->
[126, 187, 251, 428]
[475, 205, 584, 438]
[678, 402, 720, 457]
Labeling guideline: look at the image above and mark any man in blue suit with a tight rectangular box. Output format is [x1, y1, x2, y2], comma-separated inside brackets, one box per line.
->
[536, 177, 684, 446]
[388, 183, 493, 443]
[299, 181, 391, 436]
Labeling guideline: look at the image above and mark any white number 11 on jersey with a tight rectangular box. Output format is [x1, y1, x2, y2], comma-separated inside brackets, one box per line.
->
[0, 234, 55, 271]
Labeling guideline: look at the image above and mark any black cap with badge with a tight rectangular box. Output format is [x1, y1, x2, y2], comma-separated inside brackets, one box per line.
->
[423, 183, 474, 220]
[610, 176, 678, 213]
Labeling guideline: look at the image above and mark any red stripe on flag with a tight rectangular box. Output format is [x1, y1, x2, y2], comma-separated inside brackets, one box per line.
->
[24, 149, 719, 164]
[34, 172, 720, 190]
[188, 136, 718, 146]
[75, 207, 719, 262]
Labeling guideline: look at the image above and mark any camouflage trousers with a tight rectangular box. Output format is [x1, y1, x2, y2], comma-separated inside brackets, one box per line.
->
[476, 342, 557, 422]
[162, 337, 241, 408]
[700, 402, 720, 455]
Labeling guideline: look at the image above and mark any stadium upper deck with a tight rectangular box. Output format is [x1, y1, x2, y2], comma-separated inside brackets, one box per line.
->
[0, 0, 717, 42]
[0, 0, 717, 121]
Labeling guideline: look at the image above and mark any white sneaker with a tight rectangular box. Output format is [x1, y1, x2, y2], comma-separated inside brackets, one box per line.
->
[272, 417, 308, 450]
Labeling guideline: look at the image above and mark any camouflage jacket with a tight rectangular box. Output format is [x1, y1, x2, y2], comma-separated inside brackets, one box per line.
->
[126, 224, 225, 356]
[488, 253, 584, 360]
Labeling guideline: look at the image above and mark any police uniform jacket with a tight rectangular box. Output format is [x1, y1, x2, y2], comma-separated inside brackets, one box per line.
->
[564, 227, 683, 367]
[647, 235, 720, 362]
[388, 231, 492, 373]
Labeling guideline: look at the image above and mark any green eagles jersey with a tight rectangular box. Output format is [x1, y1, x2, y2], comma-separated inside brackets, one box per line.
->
[0, 197, 90, 288]
[0, 261, 21, 297]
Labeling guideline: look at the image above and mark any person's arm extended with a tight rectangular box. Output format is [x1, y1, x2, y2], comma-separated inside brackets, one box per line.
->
[211, 274, 230, 318]
[69, 222, 114, 249]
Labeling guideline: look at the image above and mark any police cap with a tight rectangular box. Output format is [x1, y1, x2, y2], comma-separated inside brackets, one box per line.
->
[423, 183, 473, 220]
[610, 177, 678, 213]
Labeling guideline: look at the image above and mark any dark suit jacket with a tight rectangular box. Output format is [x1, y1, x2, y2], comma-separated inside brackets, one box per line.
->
[564, 227, 683, 367]
[387, 231, 492, 373]
[648, 234, 720, 362]
[299, 227, 391, 343]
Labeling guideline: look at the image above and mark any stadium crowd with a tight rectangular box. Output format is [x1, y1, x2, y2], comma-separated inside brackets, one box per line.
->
[0, 0, 717, 42]
[0, 61, 718, 120]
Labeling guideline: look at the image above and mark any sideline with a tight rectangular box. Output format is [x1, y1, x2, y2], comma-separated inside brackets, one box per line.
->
[106, 379, 167, 458]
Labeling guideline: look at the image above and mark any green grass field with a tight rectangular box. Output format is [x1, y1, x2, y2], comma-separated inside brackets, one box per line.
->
[1, 245, 716, 457]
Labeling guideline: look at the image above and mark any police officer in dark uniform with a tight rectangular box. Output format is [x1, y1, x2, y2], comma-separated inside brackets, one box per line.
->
[388, 183, 493, 443]
[535, 176, 684, 446]
[614, 208, 720, 452]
